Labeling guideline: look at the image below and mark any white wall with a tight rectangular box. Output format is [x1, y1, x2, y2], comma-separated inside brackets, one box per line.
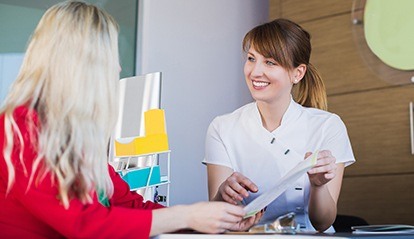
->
[137, 0, 269, 205]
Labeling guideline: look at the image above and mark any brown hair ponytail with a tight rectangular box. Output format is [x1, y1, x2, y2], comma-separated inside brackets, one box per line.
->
[293, 63, 327, 110]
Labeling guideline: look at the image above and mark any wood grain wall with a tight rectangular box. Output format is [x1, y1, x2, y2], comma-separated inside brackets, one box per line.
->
[270, 0, 414, 225]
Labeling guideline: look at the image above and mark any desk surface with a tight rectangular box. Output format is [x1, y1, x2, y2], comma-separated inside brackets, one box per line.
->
[153, 232, 414, 239]
[153, 234, 345, 239]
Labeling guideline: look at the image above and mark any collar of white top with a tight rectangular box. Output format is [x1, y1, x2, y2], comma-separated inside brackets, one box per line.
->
[253, 96, 302, 134]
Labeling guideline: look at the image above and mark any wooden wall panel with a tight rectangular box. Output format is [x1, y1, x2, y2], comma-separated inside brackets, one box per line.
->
[280, 0, 351, 23]
[339, 174, 414, 225]
[302, 13, 389, 96]
[269, 0, 281, 20]
[329, 85, 414, 176]
[270, 0, 414, 225]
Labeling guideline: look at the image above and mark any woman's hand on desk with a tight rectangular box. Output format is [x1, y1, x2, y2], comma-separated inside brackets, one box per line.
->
[307, 150, 338, 187]
[215, 172, 258, 205]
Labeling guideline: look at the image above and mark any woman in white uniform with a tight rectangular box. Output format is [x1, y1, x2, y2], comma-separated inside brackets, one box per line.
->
[203, 18, 355, 232]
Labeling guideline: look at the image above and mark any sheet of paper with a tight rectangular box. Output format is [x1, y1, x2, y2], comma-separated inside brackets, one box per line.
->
[352, 224, 414, 234]
[243, 151, 318, 218]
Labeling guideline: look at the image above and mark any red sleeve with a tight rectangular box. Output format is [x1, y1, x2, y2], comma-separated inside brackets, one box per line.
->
[1, 107, 161, 238]
[109, 165, 165, 210]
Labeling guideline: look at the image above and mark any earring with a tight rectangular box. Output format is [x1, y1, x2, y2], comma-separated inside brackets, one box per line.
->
[294, 79, 298, 83]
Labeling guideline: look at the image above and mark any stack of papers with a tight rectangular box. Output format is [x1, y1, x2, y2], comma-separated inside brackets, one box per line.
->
[352, 225, 414, 234]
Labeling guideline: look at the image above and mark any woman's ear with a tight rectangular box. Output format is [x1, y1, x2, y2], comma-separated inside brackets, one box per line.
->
[292, 64, 307, 84]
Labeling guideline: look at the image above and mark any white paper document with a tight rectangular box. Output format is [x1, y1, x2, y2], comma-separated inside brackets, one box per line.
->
[243, 152, 318, 218]
[352, 225, 414, 234]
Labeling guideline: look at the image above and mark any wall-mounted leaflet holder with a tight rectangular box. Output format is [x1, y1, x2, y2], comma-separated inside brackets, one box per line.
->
[409, 102, 414, 155]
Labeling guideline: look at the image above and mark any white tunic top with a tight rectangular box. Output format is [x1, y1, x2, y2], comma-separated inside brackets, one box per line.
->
[203, 99, 355, 232]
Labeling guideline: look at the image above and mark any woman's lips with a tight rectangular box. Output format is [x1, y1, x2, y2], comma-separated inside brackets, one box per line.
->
[252, 80, 270, 89]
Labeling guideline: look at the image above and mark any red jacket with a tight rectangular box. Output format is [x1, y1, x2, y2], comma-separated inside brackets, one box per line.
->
[0, 106, 164, 238]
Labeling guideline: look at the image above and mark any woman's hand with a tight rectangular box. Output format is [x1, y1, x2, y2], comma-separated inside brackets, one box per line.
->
[215, 172, 258, 204]
[152, 201, 259, 235]
[185, 201, 246, 233]
[228, 209, 264, 232]
[306, 150, 337, 187]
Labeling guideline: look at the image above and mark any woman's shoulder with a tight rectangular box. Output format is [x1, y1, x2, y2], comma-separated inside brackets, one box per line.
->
[207, 103, 256, 136]
[0, 105, 39, 130]
[299, 106, 346, 129]
[211, 102, 255, 125]
[301, 106, 341, 120]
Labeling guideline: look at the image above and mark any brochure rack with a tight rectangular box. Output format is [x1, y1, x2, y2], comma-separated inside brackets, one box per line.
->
[114, 150, 170, 206]
[113, 109, 170, 206]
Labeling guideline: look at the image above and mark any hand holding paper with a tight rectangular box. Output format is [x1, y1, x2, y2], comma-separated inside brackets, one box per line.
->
[306, 150, 337, 187]
[243, 151, 319, 218]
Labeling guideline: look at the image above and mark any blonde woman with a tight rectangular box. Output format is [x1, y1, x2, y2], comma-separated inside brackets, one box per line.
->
[204, 19, 355, 232]
[0, 1, 260, 238]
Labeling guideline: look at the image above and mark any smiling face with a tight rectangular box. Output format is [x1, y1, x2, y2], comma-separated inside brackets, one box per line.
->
[244, 46, 296, 106]
[242, 19, 315, 109]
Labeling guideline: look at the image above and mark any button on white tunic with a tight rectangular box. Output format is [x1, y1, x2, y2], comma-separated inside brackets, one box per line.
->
[203, 98, 355, 232]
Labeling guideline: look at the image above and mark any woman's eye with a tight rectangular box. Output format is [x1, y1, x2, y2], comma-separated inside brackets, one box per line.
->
[247, 56, 255, 62]
[266, 60, 276, 66]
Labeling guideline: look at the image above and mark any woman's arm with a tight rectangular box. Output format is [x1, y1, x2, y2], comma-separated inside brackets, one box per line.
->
[150, 201, 257, 236]
[205, 119, 258, 204]
[307, 114, 355, 231]
[206, 164, 263, 232]
[307, 150, 344, 231]
[207, 164, 233, 201]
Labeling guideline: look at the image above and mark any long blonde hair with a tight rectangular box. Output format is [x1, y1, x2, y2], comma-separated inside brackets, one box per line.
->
[1, 1, 120, 208]
[242, 18, 327, 110]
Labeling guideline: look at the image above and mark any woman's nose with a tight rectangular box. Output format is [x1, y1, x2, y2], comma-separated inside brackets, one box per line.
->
[250, 62, 264, 77]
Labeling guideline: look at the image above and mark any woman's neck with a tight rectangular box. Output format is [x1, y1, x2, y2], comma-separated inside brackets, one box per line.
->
[257, 97, 291, 132]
